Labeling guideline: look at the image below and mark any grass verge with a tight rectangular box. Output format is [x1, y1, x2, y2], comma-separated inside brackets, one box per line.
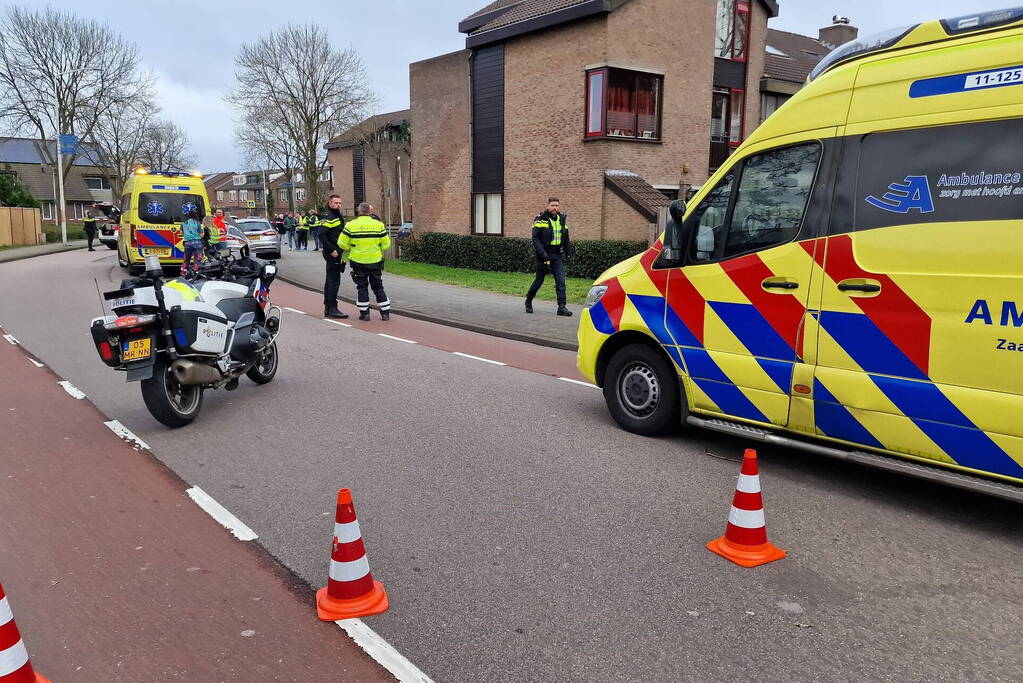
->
[386, 260, 593, 305]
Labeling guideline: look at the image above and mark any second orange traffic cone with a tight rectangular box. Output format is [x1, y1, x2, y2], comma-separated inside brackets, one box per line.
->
[316, 488, 389, 621]
[0, 579, 50, 683]
[707, 448, 786, 568]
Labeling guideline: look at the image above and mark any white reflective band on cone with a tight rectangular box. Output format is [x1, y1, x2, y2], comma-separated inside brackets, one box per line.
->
[334, 520, 362, 544]
[0, 640, 29, 677]
[736, 474, 762, 494]
[728, 506, 766, 529]
[0, 597, 12, 627]
[330, 555, 371, 583]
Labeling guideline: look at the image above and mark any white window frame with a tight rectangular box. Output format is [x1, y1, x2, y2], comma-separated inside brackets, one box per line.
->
[295, 188, 307, 202]
[216, 190, 224, 202]
[278, 189, 288, 203]
[294, 173, 303, 183]
[472, 193, 503, 235]
[84, 175, 111, 190]
[239, 189, 248, 201]
[229, 190, 237, 202]
[41, 201, 55, 220]
[233, 175, 246, 186]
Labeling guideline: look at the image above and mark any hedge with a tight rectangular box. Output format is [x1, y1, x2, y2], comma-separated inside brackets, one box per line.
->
[402, 232, 648, 280]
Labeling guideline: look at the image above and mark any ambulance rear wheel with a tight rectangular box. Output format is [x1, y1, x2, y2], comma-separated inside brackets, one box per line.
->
[604, 343, 680, 436]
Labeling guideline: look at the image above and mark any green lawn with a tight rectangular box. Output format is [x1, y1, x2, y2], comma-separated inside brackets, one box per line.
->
[386, 260, 594, 305]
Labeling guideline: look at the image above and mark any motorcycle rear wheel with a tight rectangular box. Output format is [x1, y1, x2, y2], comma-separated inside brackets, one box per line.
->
[246, 341, 278, 385]
[141, 356, 204, 428]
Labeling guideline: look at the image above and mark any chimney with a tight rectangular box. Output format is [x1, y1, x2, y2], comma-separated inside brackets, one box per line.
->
[818, 15, 859, 49]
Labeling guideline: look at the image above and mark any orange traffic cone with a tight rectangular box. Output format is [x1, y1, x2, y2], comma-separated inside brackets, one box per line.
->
[0, 580, 50, 683]
[707, 449, 786, 567]
[316, 488, 389, 621]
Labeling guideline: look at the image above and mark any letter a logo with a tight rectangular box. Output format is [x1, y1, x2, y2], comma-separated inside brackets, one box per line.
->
[865, 175, 935, 214]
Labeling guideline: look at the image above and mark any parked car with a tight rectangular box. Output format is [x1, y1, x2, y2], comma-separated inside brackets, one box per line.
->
[91, 202, 121, 250]
[234, 218, 283, 259]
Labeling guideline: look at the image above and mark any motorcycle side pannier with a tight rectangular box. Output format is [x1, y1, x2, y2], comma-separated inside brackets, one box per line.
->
[169, 308, 231, 355]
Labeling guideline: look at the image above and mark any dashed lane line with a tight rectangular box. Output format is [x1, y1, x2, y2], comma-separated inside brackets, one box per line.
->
[103, 420, 150, 450]
[283, 307, 307, 315]
[185, 486, 258, 542]
[57, 381, 86, 399]
[452, 352, 506, 366]
[27, 358, 44, 368]
[3, 334, 19, 345]
[558, 377, 599, 389]
[377, 333, 417, 344]
[336, 618, 435, 683]
[323, 318, 353, 328]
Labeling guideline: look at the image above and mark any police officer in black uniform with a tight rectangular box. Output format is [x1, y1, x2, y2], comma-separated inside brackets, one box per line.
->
[525, 197, 573, 316]
[82, 211, 98, 251]
[319, 194, 349, 319]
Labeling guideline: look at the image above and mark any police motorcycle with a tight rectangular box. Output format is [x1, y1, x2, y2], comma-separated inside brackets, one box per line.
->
[89, 229, 282, 428]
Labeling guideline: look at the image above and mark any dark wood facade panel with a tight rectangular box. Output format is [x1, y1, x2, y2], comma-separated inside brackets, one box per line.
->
[471, 44, 506, 194]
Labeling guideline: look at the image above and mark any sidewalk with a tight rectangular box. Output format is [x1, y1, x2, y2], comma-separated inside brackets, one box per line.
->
[0, 240, 87, 264]
[0, 329, 389, 681]
[276, 249, 581, 350]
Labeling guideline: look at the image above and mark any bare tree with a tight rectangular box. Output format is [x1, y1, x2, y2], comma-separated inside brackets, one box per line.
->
[354, 115, 411, 225]
[0, 6, 149, 177]
[236, 107, 299, 211]
[227, 24, 374, 208]
[87, 86, 160, 197]
[136, 120, 197, 172]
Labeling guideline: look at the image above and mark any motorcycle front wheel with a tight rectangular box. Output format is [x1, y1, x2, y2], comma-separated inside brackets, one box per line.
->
[246, 341, 278, 385]
[141, 355, 204, 428]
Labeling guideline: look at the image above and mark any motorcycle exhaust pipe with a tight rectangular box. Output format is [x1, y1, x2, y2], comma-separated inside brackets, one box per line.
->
[171, 359, 223, 386]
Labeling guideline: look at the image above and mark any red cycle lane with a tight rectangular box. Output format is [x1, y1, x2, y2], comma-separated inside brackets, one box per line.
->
[0, 332, 391, 682]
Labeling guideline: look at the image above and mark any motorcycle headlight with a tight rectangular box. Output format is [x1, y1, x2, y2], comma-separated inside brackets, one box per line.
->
[586, 285, 608, 307]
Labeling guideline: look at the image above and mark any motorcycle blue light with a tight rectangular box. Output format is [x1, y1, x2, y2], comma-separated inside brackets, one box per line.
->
[174, 328, 188, 346]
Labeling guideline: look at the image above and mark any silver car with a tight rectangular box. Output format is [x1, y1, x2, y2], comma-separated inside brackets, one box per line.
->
[233, 218, 283, 259]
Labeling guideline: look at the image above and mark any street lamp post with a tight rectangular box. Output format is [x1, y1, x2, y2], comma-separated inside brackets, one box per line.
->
[51, 67, 91, 246]
[396, 156, 405, 225]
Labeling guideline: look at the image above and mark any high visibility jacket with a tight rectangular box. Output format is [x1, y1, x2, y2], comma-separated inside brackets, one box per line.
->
[210, 216, 227, 243]
[82, 217, 97, 232]
[297, 216, 309, 230]
[338, 215, 390, 265]
[319, 211, 345, 263]
[531, 211, 571, 260]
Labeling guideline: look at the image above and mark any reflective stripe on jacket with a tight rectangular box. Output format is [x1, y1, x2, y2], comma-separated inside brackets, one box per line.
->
[297, 216, 309, 230]
[338, 215, 390, 264]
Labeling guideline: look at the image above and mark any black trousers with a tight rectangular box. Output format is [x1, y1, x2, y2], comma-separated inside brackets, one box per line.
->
[324, 262, 343, 307]
[310, 226, 320, 250]
[85, 228, 96, 249]
[351, 262, 390, 311]
[526, 253, 566, 306]
[297, 231, 308, 249]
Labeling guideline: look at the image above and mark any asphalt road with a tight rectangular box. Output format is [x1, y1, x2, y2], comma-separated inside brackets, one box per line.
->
[2, 250, 1022, 682]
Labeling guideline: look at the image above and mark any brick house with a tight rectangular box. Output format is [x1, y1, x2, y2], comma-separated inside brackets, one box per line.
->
[325, 110, 412, 225]
[205, 169, 333, 217]
[410, 0, 777, 242]
[0, 137, 116, 223]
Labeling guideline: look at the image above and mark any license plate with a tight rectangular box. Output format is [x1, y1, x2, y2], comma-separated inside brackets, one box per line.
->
[142, 248, 171, 257]
[122, 338, 152, 361]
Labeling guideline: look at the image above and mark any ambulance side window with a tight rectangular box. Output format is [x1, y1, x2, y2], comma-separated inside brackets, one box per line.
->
[722, 142, 821, 259]
[688, 170, 735, 263]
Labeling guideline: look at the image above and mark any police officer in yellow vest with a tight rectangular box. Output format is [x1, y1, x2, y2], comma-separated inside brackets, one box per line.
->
[525, 197, 573, 316]
[296, 211, 310, 250]
[82, 211, 98, 251]
[339, 202, 392, 321]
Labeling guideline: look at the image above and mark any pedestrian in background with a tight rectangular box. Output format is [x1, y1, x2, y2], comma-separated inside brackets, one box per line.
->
[339, 202, 391, 321]
[308, 208, 321, 251]
[525, 197, 573, 316]
[284, 212, 297, 250]
[180, 208, 204, 275]
[82, 211, 97, 251]
[320, 194, 349, 319]
[296, 210, 309, 250]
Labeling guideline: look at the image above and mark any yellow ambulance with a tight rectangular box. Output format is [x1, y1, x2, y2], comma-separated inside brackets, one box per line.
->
[116, 170, 208, 273]
[577, 8, 1023, 499]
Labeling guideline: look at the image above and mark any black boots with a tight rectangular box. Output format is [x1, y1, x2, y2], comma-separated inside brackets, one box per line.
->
[525, 299, 534, 314]
[380, 310, 390, 321]
[324, 307, 349, 319]
[557, 306, 573, 317]
[359, 311, 371, 321]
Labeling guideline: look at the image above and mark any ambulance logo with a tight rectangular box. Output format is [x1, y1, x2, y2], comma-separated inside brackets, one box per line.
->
[865, 175, 935, 214]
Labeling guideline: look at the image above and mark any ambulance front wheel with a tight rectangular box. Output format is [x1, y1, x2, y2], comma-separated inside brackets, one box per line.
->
[603, 343, 681, 436]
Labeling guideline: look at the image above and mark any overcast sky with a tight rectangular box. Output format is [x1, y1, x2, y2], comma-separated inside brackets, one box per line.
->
[7, 0, 999, 171]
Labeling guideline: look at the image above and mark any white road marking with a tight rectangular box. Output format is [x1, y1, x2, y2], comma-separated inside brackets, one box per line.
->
[558, 377, 599, 389]
[27, 358, 44, 368]
[336, 618, 435, 683]
[452, 352, 506, 366]
[283, 307, 306, 315]
[57, 381, 86, 399]
[2, 334, 18, 345]
[103, 420, 150, 450]
[185, 486, 258, 542]
[323, 318, 353, 328]
[377, 333, 417, 344]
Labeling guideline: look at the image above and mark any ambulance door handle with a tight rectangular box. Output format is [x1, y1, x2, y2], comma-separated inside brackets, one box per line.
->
[837, 278, 881, 294]
[762, 277, 799, 291]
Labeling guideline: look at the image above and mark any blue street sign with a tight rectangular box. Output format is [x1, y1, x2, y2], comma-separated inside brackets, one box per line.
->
[59, 134, 78, 156]
[282, 182, 294, 188]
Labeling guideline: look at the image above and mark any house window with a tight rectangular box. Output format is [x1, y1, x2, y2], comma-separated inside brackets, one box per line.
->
[239, 190, 248, 201]
[84, 175, 111, 190]
[761, 93, 789, 122]
[278, 189, 288, 203]
[229, 190, 237, 202]
[584, 67, 662, 140]
[729, 89, 745, 145]
[296, 188, 306, 202]
[715, 0, 751, 61]
[255, 190, 262, 202]
[709, 88, 747, 170]
[41, 201, 55, 220]
[216, 190, 224, 202]
[472, 193, 502, 235]
[232, 175, 246, 186]
[294, 173, 303, 183]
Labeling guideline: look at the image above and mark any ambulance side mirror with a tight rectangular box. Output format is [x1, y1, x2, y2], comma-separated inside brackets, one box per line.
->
[660, 199, 689, 264]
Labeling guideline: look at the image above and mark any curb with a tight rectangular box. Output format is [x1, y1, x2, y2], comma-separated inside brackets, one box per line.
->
[279, 274, 579, 352]
[0, 243, 88, 265]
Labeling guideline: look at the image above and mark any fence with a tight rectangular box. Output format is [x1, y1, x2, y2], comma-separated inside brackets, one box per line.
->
[0, 207, 43, 247]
